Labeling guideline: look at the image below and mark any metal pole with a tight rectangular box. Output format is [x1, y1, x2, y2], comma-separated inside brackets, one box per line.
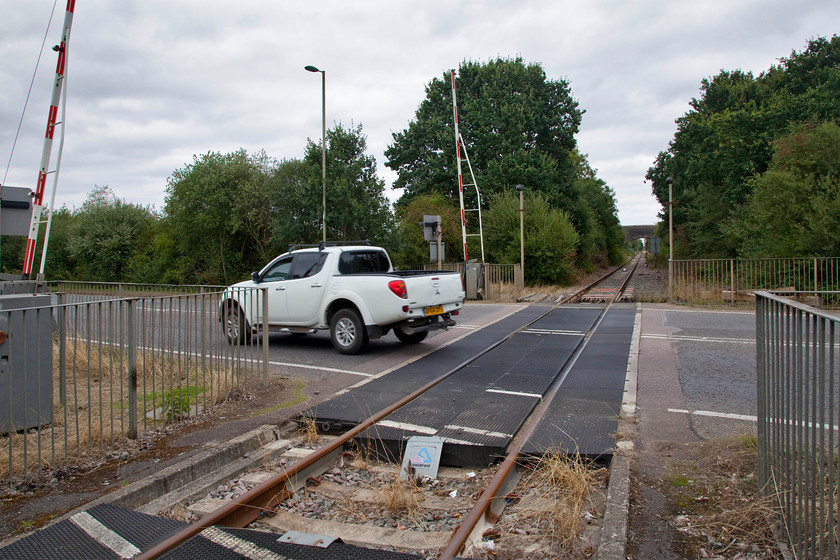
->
[320, 70, 326, 243]
[127, 299, 137, 439]
[436, 219, 442, 269]
[23, 0, 76, 278]
[667, 176, 674, 301]
[451, 71, 469, 262]
[517, 184, 524, 280]
[305, 65, 327, 243]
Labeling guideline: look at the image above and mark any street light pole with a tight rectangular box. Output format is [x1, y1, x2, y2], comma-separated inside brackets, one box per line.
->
[305, 65, 327, 243]
[516, 184, 524, 293]
[666, 176, 674, 301]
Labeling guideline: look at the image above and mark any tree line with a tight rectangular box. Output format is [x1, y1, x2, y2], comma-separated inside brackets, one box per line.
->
[6, 58, 627, 285]
[647, 35, 840, 259]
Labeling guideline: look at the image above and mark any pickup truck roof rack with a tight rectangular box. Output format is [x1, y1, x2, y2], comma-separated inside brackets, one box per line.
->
[288, 240, 371, 252]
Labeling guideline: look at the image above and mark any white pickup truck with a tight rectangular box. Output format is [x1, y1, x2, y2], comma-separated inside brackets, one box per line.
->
[220, 244, 466, 354]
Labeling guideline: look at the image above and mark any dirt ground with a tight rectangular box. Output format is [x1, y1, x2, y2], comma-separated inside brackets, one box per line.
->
[0, 374, 309, 542]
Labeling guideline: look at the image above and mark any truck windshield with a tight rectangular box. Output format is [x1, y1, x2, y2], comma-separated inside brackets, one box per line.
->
[338, 251, 390, 274]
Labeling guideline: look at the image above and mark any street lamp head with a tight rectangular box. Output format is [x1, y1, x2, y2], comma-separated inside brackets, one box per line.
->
[665, 176, 673, 184]
[304, 65, 322, 73]
[515, 184, 524, 192]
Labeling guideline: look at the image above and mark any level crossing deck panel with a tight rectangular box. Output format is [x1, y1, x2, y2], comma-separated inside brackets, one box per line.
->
[0, 503, 425, 560]
[351, 305, 604, 466]
[522, 304, 636, 460]
[307, 304, 551, 427]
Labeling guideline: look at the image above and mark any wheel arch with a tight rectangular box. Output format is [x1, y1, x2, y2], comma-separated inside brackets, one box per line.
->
[325, 297, 368, 327]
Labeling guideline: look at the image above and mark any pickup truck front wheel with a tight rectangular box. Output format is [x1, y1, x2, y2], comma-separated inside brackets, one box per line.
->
[394, 327, 428, 345]
[330, 309, 367, 355]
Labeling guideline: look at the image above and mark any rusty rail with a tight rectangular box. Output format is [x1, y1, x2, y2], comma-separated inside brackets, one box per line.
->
[135, 257, 641, 559]
[437, 255, 640, 558]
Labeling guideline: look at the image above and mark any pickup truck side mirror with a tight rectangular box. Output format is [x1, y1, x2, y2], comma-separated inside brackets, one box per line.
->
[251, 271, 261, 283]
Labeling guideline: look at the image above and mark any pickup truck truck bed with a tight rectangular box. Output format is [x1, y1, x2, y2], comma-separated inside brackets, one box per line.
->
[220, 245, 465, 354]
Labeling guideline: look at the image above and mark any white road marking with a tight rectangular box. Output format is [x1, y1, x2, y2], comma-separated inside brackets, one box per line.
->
[643, 333, 755, 345]
[667, 408, 757, 422]
[69, 511, 141, 559]
[335, 304, 528, 396]
[200, 527, 289, 560]
[523, 329, 584, 336]
[375, 420, 438, 435]
[669, 408, 840, 431]
[443, 425, 513, 439]
[268, 361, 372, 377]
[657, 308, 755, 315]
[486, 388, 542, 399]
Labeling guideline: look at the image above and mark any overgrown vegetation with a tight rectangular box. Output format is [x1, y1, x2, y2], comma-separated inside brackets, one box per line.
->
[661, 436, 784, 559]
[0, 340, 240, 480]
[648, 34, 840, 259]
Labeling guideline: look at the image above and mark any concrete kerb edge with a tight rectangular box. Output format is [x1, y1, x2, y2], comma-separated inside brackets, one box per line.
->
[0, 422, 294, 550]
[596, 301, 641, 560]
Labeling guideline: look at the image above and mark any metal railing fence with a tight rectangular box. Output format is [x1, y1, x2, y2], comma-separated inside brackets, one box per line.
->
[50, 280, 227, 299]
[756, 291, 839, 559]
[416, 262, 517, 300]
[0, 286, 268, 482]
[673, 257, 840, 306]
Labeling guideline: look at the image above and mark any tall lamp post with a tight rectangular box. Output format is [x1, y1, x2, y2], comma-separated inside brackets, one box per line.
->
[305, 65, 327, 243]
[666, 176, 674, 301]
[515, 184, 524, 293]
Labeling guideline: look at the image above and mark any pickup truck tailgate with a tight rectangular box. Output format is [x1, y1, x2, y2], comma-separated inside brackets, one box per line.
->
[403, 272, 463, 307]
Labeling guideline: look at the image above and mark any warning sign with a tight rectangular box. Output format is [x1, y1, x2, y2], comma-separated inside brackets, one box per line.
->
[400, 436, 444, 480]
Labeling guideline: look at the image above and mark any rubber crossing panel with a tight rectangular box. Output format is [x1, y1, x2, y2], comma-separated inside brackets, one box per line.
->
[522, 304, 636, 462]
[0, 503, 425, 559]
[352, 305, 603, 466]
[306, 303, 550, 429]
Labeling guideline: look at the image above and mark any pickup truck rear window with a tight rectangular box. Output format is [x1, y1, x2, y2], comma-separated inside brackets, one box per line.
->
[338, 251, 390, 274]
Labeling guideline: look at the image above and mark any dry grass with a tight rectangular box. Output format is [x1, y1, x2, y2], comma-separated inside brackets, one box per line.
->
[0, 339, 244, 481]
[664, 435, 787, 557]
[295, 415, 321, 445]
[519, 450, 605, 549]
[380, 474, 423, 516]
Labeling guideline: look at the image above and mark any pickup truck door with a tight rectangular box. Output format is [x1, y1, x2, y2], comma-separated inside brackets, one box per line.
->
[259, 255, 293, 324]
[285, 252, 329, 325]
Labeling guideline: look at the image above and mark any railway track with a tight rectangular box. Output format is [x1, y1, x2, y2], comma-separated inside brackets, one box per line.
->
[5, 257, 644, 560]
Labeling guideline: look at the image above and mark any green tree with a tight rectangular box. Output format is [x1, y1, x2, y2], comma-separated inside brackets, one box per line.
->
[300, 123, 392, 244]
[270, 158, 321, 247]
[389, 193, 463, 268]
[164, 150, 272, 284]
[648, 35, 840, 257]
[484, 191, 579, 285]
[385, 58, 582, 210]
[66, 186, 158, 282]
[726, 122, 840, 257]
[385, 58, 626, 270]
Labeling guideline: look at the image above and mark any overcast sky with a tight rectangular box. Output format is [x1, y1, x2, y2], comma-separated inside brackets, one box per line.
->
[1, 1, 838, 227]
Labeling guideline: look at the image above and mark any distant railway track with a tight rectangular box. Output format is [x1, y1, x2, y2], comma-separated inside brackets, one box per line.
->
[562, 254, 641, 304]
[135, 257, 643, 559]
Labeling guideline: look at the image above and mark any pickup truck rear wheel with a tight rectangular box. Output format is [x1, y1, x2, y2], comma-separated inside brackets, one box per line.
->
[225, 306, 250, 345]
[394, 327, 428, 345]
[330, 309, 367, 355]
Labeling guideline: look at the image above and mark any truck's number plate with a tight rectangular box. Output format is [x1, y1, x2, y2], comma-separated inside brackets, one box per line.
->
[424, 305, 444, 316]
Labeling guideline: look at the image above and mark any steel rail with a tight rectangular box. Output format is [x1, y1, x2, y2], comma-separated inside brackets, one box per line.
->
[136, 298, 573, 558]
[136, 257, 642, 559]
[438, 254, 641, 559]
[557, 256, 635, 305]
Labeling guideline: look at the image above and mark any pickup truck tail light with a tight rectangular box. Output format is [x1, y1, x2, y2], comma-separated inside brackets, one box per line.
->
[388, 279, 407, 299]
